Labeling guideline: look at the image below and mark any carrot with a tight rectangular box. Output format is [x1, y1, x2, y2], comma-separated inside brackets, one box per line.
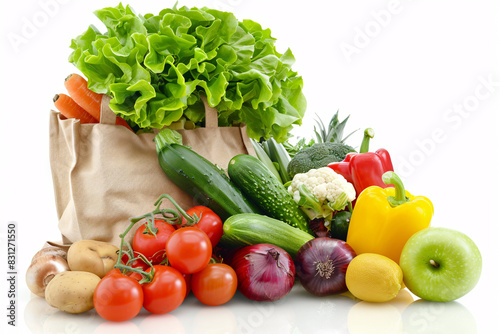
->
[53, 94, 98, 124]
[64, 73, 133, 131]
[115, 116, 133, 130]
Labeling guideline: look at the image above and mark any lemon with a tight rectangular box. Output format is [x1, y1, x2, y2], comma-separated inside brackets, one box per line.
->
[345, 253, 403, 303]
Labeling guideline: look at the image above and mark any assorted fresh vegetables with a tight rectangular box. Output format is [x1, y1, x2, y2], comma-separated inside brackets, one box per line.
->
[30, 2, 483, 325]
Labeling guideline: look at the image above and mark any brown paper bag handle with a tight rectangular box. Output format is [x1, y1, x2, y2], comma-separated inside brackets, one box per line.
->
[240, 124, 257, 157]
[200, 95, 218, 128]
[98, 94, 255, 158]
[100, 94, 117, 125]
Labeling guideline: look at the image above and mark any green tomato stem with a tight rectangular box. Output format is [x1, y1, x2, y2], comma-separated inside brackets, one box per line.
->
[154, 194, 198, 225]
[144, 217, 158, 236]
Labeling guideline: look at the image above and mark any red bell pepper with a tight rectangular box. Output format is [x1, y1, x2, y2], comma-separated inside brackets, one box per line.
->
[328, 128, 394, 196]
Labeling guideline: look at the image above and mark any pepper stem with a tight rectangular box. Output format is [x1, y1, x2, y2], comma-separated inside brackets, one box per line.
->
[359, 128, 375, 153]
[382, 171, 409, 207]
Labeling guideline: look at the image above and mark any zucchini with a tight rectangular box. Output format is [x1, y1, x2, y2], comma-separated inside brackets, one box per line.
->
[155, 135, 261, 220]
[220, 213, 314, 259]
[228, 154, 311, 233]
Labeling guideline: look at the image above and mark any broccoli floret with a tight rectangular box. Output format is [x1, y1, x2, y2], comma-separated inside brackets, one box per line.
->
[287, 142, 356, 178]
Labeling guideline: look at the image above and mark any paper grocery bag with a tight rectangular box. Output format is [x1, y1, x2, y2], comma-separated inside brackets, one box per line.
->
[49, 95, 255, 248]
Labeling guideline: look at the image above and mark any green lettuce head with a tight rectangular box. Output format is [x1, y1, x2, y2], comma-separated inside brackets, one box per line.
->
[69, 3, 306, 142]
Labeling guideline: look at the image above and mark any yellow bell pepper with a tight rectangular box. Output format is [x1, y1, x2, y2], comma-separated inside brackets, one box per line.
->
[346, 171, 433, 264]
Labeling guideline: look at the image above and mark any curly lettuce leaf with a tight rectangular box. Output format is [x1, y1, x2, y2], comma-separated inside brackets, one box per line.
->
[69, 3, 306, 142]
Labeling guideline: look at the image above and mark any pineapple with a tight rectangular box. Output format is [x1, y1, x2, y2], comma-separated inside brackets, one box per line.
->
[313, 110, 358, 144]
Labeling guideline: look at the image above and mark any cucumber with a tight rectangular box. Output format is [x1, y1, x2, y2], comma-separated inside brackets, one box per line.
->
[220, 213, 314, 259]
[228, 154, 311, 233]
[155, 139, 261, 220]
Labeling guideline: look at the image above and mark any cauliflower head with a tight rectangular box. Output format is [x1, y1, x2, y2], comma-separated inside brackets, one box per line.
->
[288, 167, 356, 204]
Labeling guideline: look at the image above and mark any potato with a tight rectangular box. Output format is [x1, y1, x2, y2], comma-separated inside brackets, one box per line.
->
[67, 240, 119, 278]
[45, 271, 100, 314]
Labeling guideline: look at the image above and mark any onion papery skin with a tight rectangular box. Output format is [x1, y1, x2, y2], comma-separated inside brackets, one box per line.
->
[295, 238, 356, 296]
[231, 244, 295, 302]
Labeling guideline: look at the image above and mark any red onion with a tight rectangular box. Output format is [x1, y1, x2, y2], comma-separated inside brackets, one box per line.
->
[230, 244, 295, 302]
[295, 238, 356, 296]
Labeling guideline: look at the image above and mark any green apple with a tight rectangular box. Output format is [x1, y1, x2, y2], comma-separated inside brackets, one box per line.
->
[399, 227, 481, 302]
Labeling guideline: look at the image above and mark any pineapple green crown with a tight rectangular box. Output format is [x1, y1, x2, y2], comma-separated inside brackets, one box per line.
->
[313, 110, 358, 144]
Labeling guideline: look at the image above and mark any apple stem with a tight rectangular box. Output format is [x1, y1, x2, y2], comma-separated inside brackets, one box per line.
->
[430, 259, 440, 268]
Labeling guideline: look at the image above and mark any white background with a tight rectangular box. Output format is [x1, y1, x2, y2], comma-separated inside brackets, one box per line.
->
[1, 0, 499, 333]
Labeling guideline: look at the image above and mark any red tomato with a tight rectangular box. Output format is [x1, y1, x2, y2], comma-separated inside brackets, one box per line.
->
[133, 220, 175, 264]
[93, 269, 143, 322]
[166, 227, 212, 274]
[181, 206, 223, 247]
[142, 265, 186, 314]
[191, 263, 238, 306]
